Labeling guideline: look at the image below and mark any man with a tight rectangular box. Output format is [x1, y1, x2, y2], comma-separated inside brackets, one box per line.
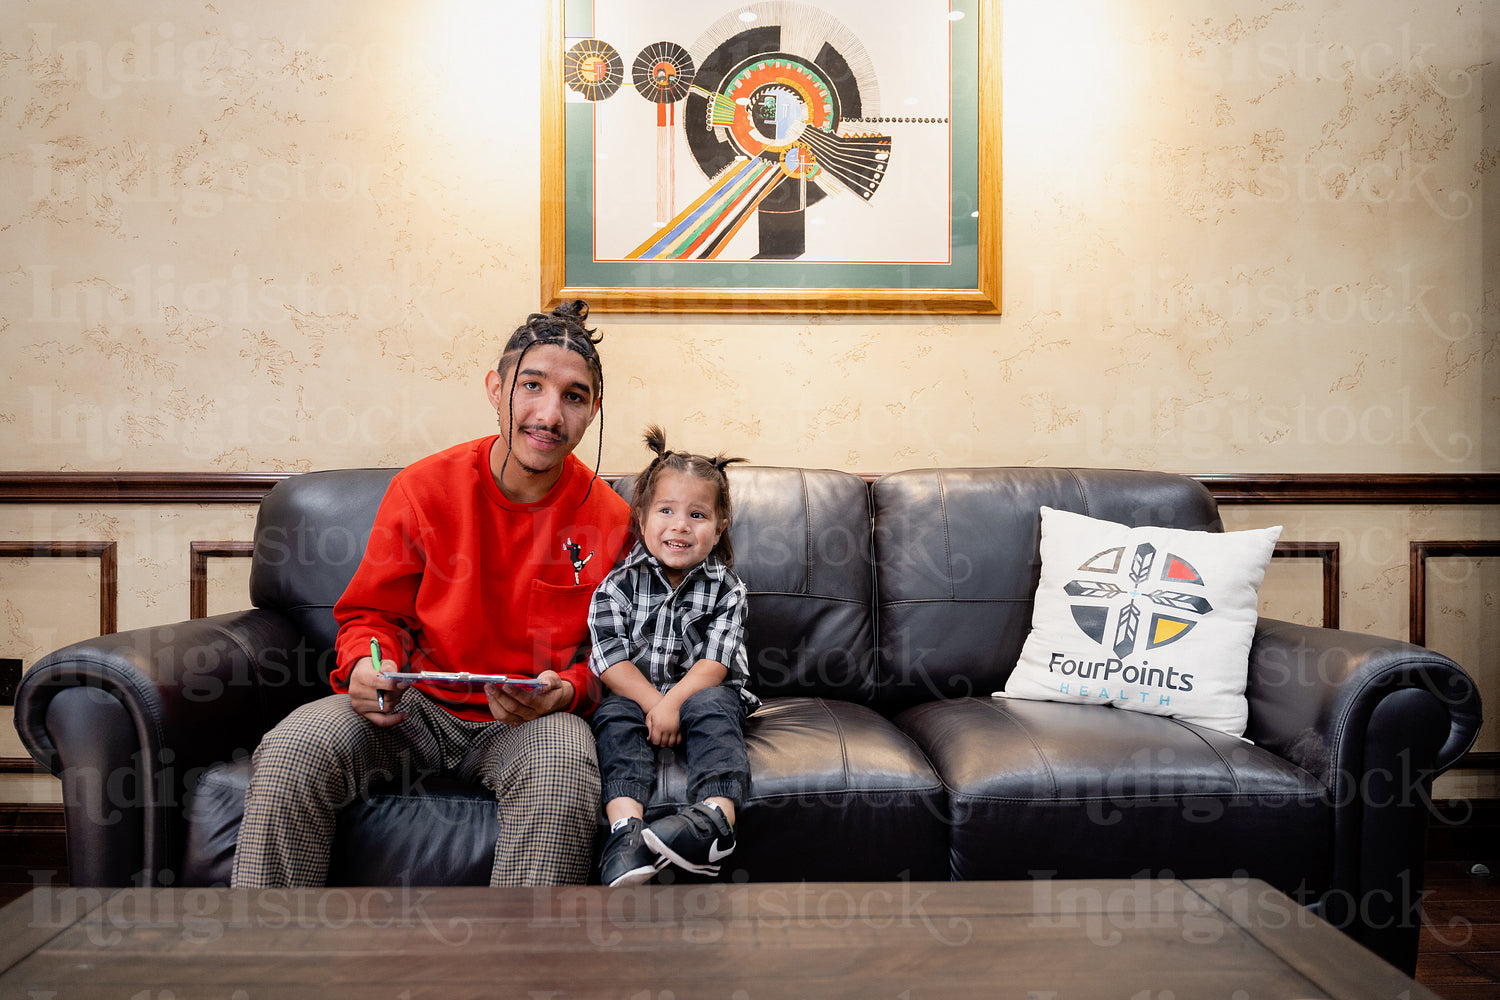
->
[233, 300, 632, 887]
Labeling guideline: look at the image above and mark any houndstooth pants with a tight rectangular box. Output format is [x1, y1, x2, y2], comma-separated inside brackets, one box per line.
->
[231, 689, 600, 887]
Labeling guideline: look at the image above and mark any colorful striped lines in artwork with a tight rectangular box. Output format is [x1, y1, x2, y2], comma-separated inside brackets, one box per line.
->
[626, 157, 786, 260]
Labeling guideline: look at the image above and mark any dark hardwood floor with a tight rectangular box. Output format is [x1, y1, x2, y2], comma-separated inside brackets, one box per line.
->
[1419, 861, 1500, 998]
[1, 800, 1496, 993]
[1417, 800, 1500, 998]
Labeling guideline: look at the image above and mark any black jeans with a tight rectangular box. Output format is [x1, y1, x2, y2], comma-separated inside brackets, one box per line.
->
[592, 686, 749, 808]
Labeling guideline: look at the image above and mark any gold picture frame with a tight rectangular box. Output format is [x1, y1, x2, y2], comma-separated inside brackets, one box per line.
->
[541, 0, 1000, 315]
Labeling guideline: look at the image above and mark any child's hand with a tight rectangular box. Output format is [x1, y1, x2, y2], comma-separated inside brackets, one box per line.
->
[646, 699, 682, 747]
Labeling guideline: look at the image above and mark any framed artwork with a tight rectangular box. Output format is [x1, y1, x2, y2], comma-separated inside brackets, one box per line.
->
[541, 0, 1000, 314]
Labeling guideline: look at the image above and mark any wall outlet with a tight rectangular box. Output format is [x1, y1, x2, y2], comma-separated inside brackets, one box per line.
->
[0, 659, 21, 705]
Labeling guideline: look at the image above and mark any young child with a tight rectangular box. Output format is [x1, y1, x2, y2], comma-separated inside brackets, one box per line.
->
[588, 426, 759, 887]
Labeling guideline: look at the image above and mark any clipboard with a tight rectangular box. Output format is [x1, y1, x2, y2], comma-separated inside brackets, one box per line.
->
[380, 672, 550, 690]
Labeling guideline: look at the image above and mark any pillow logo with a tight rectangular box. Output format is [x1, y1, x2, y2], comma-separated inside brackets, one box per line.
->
[1064, 542, 1214, 658]
[1007, 506, 1280, 737]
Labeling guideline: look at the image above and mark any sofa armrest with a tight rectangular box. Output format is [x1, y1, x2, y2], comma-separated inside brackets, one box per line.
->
[1245, 617, 1481, 783]
[14, 608, 322, 887]
[1244, 616, 1481, 970]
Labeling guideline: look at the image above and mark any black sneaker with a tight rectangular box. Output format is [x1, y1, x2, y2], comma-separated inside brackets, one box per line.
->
[600, 817, 664, 888]
[642, 803, 736, 876]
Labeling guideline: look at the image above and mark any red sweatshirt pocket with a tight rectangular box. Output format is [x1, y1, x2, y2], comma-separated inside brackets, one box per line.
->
[526, 579, 593, 653]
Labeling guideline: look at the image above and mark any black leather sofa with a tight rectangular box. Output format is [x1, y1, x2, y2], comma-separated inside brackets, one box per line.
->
[16, 465, 1480, 972]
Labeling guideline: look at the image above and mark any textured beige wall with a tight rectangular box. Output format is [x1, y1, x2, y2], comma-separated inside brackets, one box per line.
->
[0, 3, 1495, 800]
[1, 1, 1492, 474]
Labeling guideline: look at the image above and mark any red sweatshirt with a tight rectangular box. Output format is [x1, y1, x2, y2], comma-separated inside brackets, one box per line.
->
[331, 437, 632, 720]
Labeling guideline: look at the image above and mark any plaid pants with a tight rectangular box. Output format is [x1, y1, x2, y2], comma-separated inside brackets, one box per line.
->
[231, 689, 600, 887]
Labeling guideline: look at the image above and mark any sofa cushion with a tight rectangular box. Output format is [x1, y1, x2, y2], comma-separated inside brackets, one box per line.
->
[249, 468, 400, 660]
[872, 468, 1222, 712]
[183, 698, 947, 886]
[896, 697, 1332, 895]
[1003, 506, 1281, 736]
[184, 758, 495, 887]
[650, 698, 949, 882]
[182, 759, 244, 886]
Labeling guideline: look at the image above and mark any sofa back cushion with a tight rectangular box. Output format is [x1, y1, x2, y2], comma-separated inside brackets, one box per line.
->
[614, 466, 877, 705]
[871, 468, 1221, 712]
[249, 468, 399, 663]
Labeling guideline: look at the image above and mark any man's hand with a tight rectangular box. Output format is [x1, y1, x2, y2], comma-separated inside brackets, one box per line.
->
[350, 656, 409, 726]
[485, 670, 573, 725]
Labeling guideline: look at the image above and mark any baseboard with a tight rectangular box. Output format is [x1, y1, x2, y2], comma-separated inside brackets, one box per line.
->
[0, 804, 68, 907]
[1427, 799, 1500, 866]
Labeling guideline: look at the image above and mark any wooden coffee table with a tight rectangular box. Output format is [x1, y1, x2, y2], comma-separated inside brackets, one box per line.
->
[0, 877, 1436, 998]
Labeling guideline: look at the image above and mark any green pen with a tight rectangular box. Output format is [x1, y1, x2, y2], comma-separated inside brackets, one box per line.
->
[370, 637, 386, 712]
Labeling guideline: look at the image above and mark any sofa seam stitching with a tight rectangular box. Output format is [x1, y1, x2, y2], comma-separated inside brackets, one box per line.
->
[1066, 467, 1090, 517]
[981, 697, 1059, 798]
[1177, 720, 1245, 794]
[948, 791, 1324, 804]
[879, 598, 1028, 605]
[817, 698, 853, 787]
[801, 469, 813, 596]
[754, 591, 868, 604]
[938, 471, 954, 600]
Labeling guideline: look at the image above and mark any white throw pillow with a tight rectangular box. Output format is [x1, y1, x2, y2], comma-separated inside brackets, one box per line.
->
[1002, 506, 1282, 737]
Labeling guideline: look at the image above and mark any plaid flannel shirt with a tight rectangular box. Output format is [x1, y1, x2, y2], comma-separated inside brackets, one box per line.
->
[587, 542, 759, 710]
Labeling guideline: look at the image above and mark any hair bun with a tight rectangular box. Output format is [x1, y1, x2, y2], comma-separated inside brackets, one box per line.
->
[554, 299, 590, 321]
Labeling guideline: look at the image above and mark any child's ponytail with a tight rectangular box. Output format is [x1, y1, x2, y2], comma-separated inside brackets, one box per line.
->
[643, 424, 671, 463]
[709, 454, 746, 475]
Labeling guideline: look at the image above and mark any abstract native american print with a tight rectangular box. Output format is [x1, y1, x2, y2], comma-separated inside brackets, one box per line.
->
[1063, 542, 1215, 659]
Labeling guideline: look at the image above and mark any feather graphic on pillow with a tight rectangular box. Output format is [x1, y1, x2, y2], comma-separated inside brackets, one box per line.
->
[1130, 543, 1157, 583]
[1111, 543, 1157, 657]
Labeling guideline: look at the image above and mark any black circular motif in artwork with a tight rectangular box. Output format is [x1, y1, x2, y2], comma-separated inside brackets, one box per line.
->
[683, 25, 882, 215]
[632, 40, 696, 104]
